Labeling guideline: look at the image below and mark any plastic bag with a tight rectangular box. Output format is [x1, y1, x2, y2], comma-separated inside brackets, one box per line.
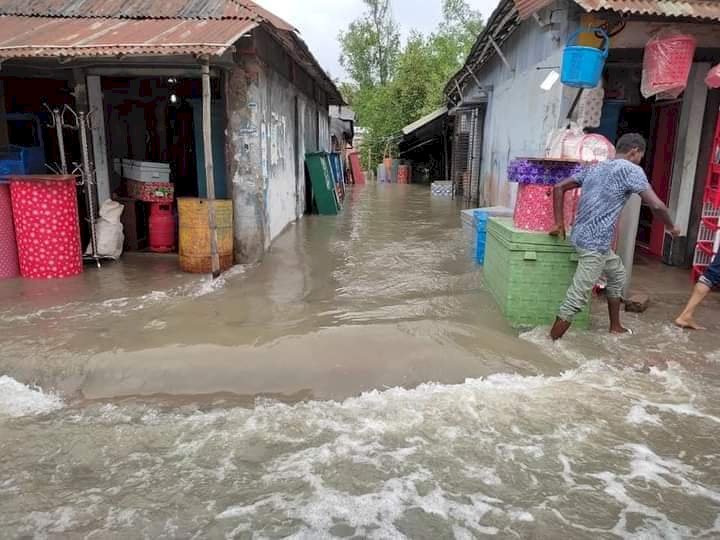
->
[706, 64, 720, 89]
[545, 124, 615, 162]
[641, 30, 696, 99]
[86, 199, 124, 259]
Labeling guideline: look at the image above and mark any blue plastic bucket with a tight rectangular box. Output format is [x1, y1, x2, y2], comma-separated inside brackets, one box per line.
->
[561, 28, 609, 88]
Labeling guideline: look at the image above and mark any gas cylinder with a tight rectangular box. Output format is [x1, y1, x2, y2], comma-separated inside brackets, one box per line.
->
[148, 202, 176, 253]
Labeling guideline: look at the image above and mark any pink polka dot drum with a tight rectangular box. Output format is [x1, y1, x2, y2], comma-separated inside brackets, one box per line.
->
[9, 176, 83, 279]
[0, 183, 20, 278]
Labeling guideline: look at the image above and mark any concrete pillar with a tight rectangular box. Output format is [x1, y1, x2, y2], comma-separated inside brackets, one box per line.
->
[226, 59, 267, 263]
[669, 63, 710, 235]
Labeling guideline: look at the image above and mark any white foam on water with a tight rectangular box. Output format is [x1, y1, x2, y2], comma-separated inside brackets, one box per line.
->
[0, 376, 63, 417]
[626, 404, 662, 426]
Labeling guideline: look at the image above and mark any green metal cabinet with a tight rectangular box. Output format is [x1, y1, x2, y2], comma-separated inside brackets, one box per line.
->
[305, 152, 340, 216]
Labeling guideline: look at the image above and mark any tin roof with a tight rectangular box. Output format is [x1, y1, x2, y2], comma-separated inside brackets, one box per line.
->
[0, 15, 256, 57]
[513, 0, 555, 19]
[0, 0, 342, 105]
[0, 0, 294, 29]
[574, 0, 720, 21]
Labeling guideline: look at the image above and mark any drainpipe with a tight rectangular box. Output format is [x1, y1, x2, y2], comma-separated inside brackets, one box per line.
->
[201, 57, 221, 278]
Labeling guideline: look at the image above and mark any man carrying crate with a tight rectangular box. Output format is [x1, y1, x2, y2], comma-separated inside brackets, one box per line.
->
[548, 133, 680, 340]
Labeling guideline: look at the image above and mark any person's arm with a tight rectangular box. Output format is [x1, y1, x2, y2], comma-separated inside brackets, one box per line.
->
[639, 188, 681, 236]
[549, 178, 581, 238]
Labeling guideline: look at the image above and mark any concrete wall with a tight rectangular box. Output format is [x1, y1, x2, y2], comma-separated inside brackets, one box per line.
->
[225, 30, 331, 263]
[459, 1, 572, 207]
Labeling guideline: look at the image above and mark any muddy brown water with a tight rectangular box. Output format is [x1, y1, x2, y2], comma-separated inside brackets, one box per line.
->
[1, 184, 719, 538]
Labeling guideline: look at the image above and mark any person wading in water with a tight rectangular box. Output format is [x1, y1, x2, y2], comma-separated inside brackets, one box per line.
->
[548, 133, 680, 340]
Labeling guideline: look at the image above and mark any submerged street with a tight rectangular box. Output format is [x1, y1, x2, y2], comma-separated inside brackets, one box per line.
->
[1, 185, 720, 538]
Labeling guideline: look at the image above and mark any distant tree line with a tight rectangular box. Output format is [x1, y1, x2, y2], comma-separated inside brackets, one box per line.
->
[338, 0, 484, 169]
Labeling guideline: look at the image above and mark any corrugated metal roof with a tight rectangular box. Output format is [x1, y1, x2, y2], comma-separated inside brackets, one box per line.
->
[402, 107, 448, 136]
[445, 0, 520, 103]
[0, 15, 255, 57]
[0, 0, 294, 29]
[513, 0, 555, 19]
[574, 0, 720, 21]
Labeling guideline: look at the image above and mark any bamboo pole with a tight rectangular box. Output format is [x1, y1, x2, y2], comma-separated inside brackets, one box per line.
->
[201, 58, 221, 279]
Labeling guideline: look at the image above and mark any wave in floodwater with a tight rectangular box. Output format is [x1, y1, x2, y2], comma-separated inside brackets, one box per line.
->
[1, 359, 719, 539]
[0, 265, 247, 325]
[0, 376, 63, 418]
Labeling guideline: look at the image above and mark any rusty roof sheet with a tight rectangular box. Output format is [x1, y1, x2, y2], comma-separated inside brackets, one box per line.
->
[574, 0, 720, 21]
[0, 0, 294, 29]
[513, 0, 555, 19]
[0, 15, 256, 57]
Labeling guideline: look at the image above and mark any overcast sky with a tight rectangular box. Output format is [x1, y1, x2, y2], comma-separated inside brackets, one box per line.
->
[254, 0, 499, 81]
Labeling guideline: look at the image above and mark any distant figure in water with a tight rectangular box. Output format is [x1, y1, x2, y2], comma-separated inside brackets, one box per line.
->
[675, 252, 719, 330]
[548, 133, 680, 340]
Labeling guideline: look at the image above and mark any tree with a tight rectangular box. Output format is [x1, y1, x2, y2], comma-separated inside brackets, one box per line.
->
[340, 0, 484, 169]
[338, 0, 401, 89]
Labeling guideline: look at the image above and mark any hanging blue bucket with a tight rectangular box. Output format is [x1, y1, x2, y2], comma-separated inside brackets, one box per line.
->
[561, 28, 609, 88]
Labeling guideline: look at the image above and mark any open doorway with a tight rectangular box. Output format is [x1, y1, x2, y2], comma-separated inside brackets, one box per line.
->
[595, 66, 683, 258]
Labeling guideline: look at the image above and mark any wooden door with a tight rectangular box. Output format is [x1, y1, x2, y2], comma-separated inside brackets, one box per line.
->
[646, 102, 681, 256]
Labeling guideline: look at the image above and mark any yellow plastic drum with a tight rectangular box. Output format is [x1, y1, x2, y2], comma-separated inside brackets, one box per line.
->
[177, 198, 234, 274]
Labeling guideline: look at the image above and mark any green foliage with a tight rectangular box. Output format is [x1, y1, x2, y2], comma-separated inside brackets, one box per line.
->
[338, 0, 401, 88]
[340, 0, 484, 169]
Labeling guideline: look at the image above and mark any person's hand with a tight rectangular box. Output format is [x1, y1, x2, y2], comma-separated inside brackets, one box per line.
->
[549, 223, 566, 239]
[668, 226, 682, 237]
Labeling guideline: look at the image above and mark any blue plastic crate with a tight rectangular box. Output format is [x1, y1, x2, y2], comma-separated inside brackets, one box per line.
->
[474, 211, 489, 265]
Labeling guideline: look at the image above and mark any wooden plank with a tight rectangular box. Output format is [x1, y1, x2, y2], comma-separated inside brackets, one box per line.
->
[0, 81, 8, 146]
[87, 75, 111, 203]
[202, 59, 221, 278]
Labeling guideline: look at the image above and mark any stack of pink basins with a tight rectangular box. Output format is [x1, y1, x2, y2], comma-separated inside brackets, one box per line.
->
[508, 158, 585, 232]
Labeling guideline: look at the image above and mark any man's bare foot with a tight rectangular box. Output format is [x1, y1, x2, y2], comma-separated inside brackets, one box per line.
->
[550, 318, 572, 340]
[609, 326, 633, 335]
[674, 315, 705, 330]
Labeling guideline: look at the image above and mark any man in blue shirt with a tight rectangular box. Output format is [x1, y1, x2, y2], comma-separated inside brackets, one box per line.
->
[549, 133, 680, 340]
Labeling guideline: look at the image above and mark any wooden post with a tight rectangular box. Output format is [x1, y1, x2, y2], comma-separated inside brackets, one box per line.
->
[202, 58, 221, 278]
[87, 75, 111, 203]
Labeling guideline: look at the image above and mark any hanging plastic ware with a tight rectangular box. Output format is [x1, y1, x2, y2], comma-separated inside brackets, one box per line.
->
[561, 28, 610, 89]
[706, 64, 720, 89]
[641, 31, 696, 99]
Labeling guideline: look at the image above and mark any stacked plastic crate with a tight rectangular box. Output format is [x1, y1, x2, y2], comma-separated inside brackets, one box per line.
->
[692, 115, 720, 281]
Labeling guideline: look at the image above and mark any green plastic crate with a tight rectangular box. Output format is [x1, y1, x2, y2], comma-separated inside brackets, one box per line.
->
[483, 218, 590, 329]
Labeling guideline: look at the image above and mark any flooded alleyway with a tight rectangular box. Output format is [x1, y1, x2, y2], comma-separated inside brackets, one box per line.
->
[1, 185, 719, 538]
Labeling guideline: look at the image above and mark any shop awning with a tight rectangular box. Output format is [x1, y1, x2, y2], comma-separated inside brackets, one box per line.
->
[0, 15, 257, 58]
[515, 0, 720, 21]
[402, 108, 448, 136]
[574, 0, 720, 21]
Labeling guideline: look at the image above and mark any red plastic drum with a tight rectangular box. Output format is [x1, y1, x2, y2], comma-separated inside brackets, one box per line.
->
[0, 183, 19, 278]
[10, 175, 83, 279]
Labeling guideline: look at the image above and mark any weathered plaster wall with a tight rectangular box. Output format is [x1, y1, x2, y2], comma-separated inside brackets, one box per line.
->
[226, 30, 332, 263]
[226, 56, 266, 264]
[263, 67, 298, 243]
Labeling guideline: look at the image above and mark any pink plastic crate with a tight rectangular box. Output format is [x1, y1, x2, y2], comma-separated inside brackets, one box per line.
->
[514, 184, 580, 232]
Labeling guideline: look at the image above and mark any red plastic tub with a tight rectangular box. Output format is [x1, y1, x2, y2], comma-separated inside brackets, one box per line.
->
[0, 183, 19, 278]
[9, 175, 83, 279]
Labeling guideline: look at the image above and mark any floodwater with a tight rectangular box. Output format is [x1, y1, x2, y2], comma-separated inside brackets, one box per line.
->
[1, 184, 719, 539]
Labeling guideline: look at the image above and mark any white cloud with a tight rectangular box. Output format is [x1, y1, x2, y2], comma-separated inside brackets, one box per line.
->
[254, 0, 500, 80]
